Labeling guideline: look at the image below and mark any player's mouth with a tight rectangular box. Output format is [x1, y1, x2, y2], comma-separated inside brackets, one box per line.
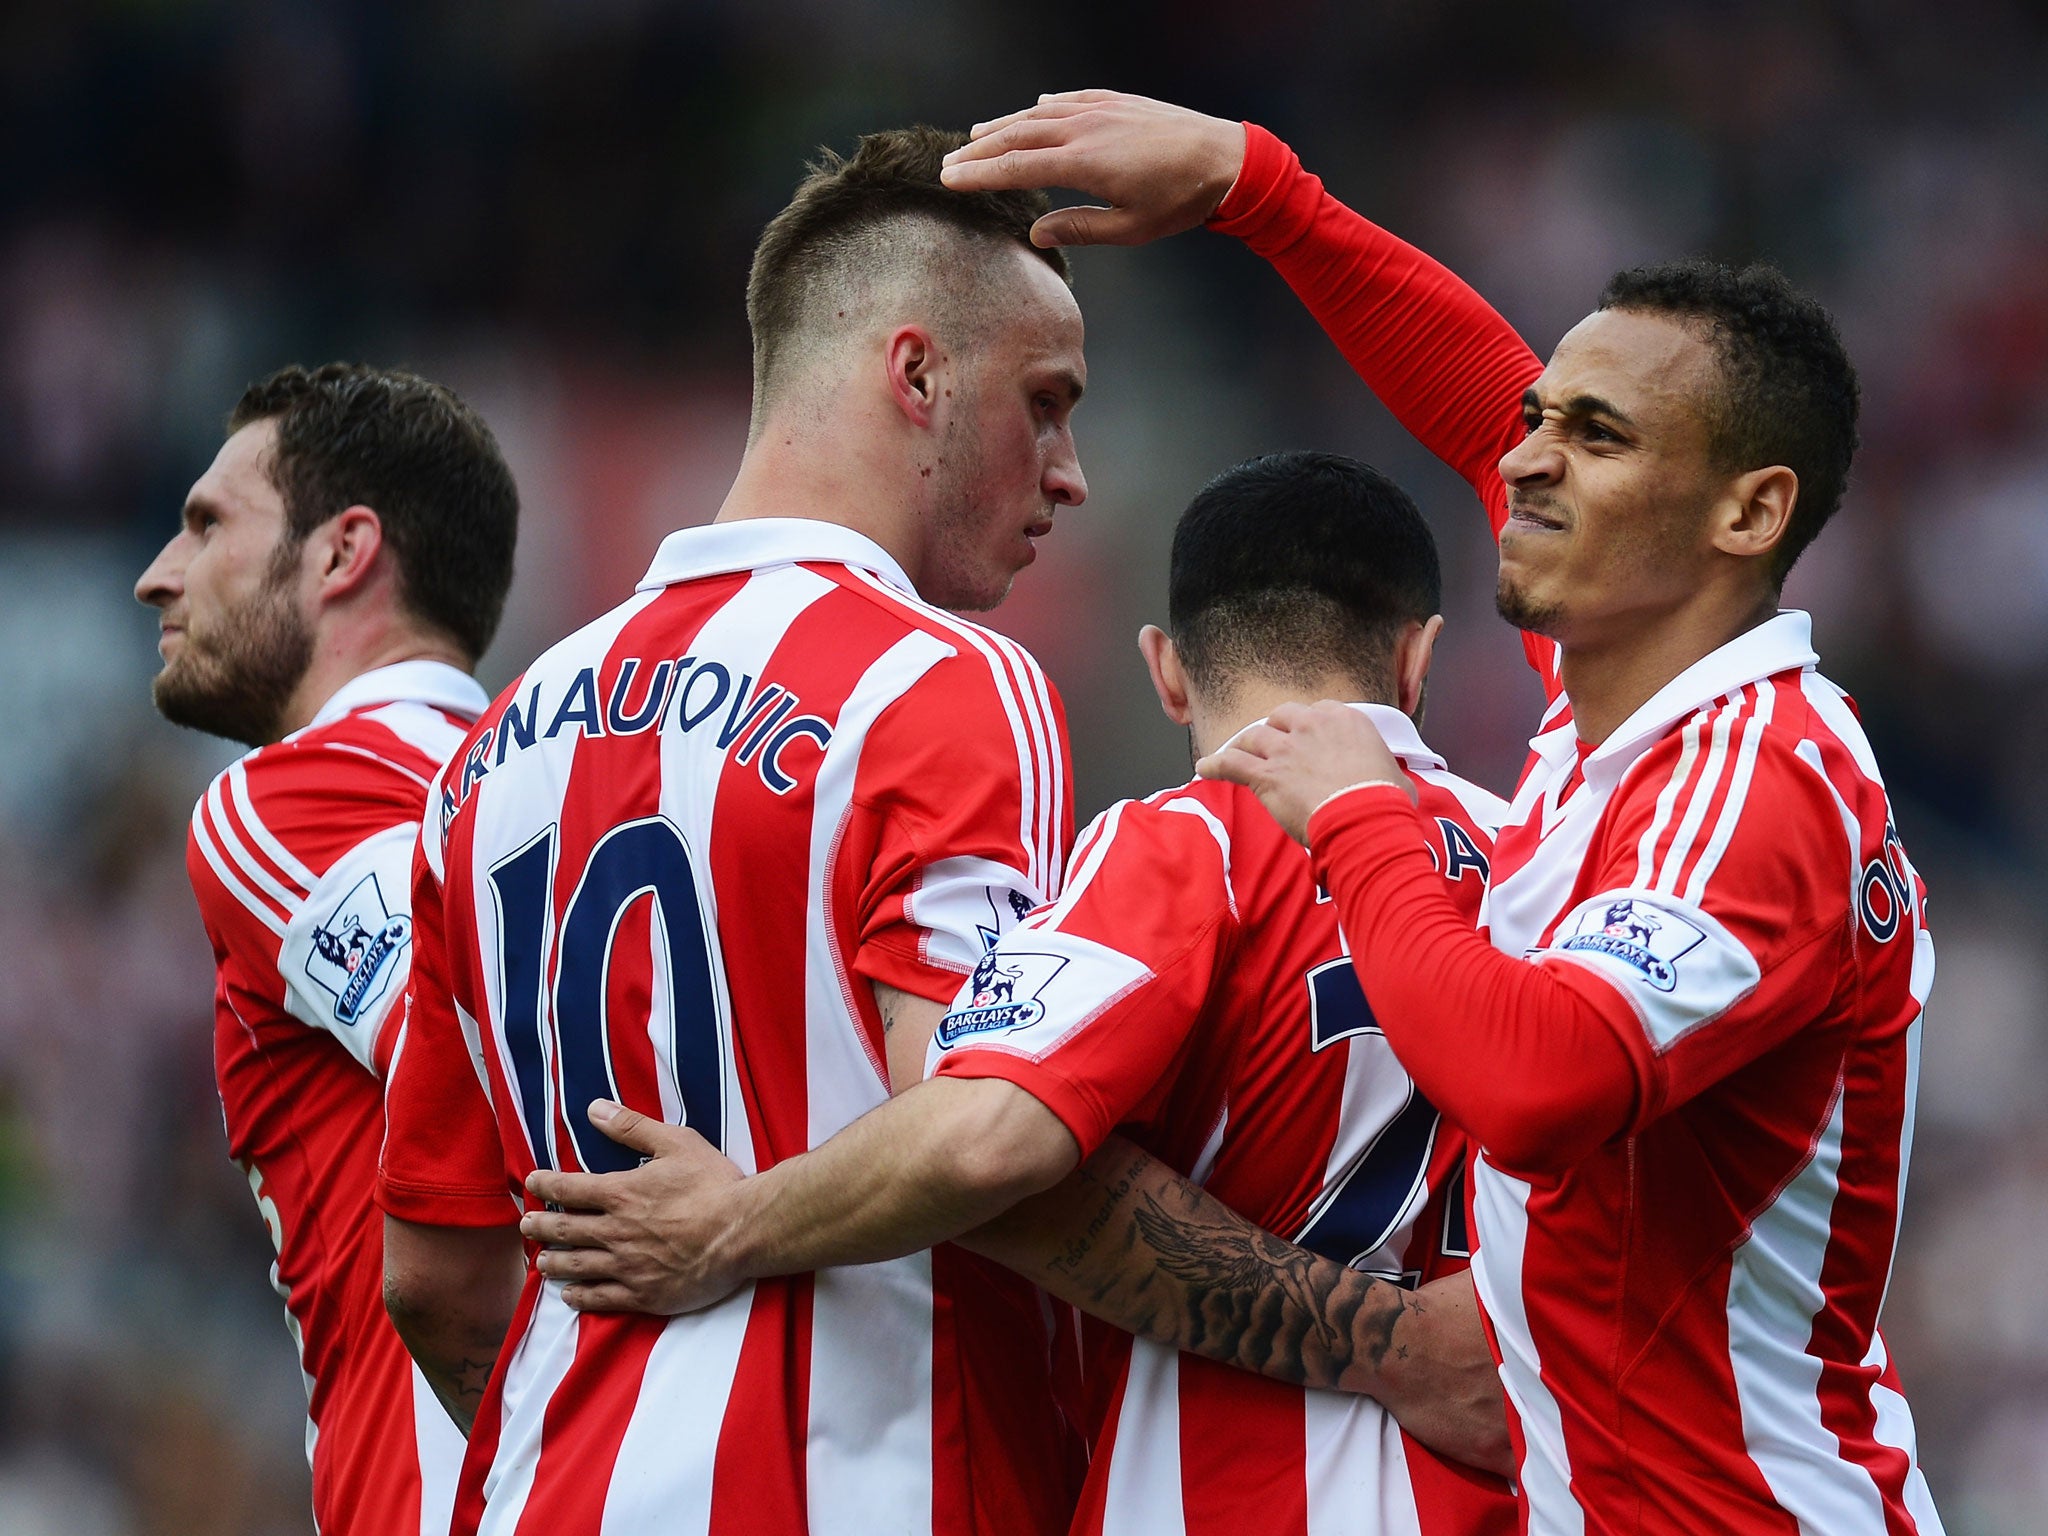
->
[158, 622, 185, 658]
[1506, 499, 1567, 533]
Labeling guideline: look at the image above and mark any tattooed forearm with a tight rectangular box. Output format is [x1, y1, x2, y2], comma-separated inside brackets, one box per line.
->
[965, 1134, 1512, 1474]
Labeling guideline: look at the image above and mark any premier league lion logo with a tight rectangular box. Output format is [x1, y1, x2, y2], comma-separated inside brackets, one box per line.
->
[937, 951, 1071, 1048]
[1559, 896, 1705, 993]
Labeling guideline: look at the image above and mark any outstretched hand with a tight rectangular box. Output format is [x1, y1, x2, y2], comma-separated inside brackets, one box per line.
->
[1198, 702, 1415, 844]
[522, 1101, 748, 1315]
[940, 89, 1246, 248]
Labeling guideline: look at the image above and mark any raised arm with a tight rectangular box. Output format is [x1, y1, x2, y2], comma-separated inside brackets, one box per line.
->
[942, 90, 1541, 521]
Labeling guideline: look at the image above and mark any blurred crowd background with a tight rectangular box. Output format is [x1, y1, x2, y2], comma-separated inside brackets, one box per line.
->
[1, 1, 2044, 1531]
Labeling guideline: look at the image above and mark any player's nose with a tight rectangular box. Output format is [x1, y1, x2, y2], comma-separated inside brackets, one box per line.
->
[1498, 428, 1562, 487]
[135, 536, 186, 608]
[1044, 439, 1086, 507]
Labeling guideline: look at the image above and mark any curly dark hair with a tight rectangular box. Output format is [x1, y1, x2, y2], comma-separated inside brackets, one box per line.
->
[228, 363, 519, 660]
[746, 126, 1068, 405]
[1597, 260, 1859, 584]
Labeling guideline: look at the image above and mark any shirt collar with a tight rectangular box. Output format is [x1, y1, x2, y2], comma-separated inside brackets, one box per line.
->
[308, 659, 491, 729]
[1566, 609, 1819, 774]
[1346, 701, 1446, 772]
[637, 518, 918, 597]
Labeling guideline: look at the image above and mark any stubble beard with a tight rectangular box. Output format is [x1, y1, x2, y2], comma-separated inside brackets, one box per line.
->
[1495, 567, 1565, 637]
[920, 402, 1024, 614]
[152, 542, 316, 747]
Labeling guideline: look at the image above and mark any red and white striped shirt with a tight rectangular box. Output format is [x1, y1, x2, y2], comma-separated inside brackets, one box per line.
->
[378, 519, 1078, 1536]
[1463, 614, 1944, 1535]
[185, 659, 487, 1536]
[1215, 123, 1946, 1534]
[931, 709, 1517, 1536]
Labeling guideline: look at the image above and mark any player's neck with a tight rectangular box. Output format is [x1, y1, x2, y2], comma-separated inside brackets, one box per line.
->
[716, 399, 932, 591]
[1557, 586, 1780, 747]
[1193, 675, 1395, 763]
[277, 627, 469, 740]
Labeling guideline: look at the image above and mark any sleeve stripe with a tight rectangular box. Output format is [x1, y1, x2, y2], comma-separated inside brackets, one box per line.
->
[984, 627, 1064, 895]
[1652, 690, 1747, 896]
[190, 800, 288, 938]
[1032, 800, 1127, 928]
[847, 567, 1063, 895]
[323, 740, 434, 790]
[1633, 709, 1709, 888]
[1680, 681, 1776, 903]
[206, 777, 308, 915]
[1159, 798, 1238, 919]
[226, 760, 317, 891]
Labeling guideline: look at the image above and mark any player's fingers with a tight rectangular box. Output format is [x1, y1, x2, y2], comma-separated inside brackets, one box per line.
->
[941, 142, 1086, 197]
[1196, 744, 1266, 787]
[1263, 701, 1321, 732]
[1036, 88, 1125, 106]
[525, 1166, 615, 1211]
[558, 1281, 648, 1314]
[519, 1208, 611, 1249]
[1031, 204, 1148, 248]
[965, 97, 1098, 141]
[536, 1243, 625, 1282]
[586, 1098, 695, 1158]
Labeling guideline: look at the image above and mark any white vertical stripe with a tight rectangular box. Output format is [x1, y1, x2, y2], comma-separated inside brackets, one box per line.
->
[801, 628, 952, 1536]
[1653, 694, 1741, 894]
[191, 801, 289, 937]
[1031, 801, 1127, 929]
[1471, 1160, 1584, 1536]
[1303, 1391, 1420, 1536]
[1727, 1080, 1892, 1534]
[1633, 712, 1706, 887]
[475, 1288, 582, 1536]
[849, 568, 1055, 895]
[1159, 796, 1237, 918]
[412, 1360, 464, 1536]
[1099, 1342, 1187, 1533]
[1682, 684, 1776, 903]
[600, 1293, 757, 1536]
[1865, 1336, 1947, 1535]
[228, 758, 318, 889]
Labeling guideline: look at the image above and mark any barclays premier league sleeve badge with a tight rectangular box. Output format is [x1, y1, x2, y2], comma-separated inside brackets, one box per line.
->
[936, 950, 1070, 1048]
[302, 872, 414, 1028]
[1556, 896, 1706, 992]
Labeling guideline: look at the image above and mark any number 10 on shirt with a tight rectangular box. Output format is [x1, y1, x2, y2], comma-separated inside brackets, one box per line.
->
[486, 816, 726, 1175]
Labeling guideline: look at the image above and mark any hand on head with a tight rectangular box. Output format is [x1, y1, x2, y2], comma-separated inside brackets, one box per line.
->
[1198, 701, 1416, 844]
[522, 1101, 747, 1315]
[940, 89, 1247, 248]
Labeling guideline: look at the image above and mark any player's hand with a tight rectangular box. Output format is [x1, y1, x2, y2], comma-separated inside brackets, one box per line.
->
[940, 89, 1246, 247]
[522, 1101, 748, 1315]
[1197, 702, 1415, 844]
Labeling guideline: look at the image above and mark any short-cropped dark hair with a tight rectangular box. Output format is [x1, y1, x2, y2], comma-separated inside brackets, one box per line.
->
[1170, 451, 1442, 704]
[746, 126, 1069, 402]
[1598, 260, 1859, 583]
[229, 363, 519, 660]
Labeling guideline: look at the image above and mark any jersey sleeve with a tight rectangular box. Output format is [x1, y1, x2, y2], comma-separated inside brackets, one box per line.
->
[376, 800, 522, 1227]
[1528, 726, 1854, 1123]
[851, 641, 1075, 1004]
[188, 746, 430, 1079]
[1209, 124, 1559, 693]
[926, 795, 1237, 1157]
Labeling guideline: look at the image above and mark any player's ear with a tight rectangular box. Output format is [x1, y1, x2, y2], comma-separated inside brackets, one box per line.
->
[313, 506, 387, 604]
[1138, 624, 1192, 726]
[1395, 615, 1443, 721]
[1713, 464, 1798, 563]
[884, 325, 942, 428]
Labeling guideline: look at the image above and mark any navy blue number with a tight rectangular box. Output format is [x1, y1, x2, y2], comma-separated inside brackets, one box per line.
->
[487, 817, 722, 1174]
[1295, 959, 1441, 1271]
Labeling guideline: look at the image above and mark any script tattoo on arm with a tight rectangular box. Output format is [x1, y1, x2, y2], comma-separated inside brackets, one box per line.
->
[962, 1134, 1510, 1474]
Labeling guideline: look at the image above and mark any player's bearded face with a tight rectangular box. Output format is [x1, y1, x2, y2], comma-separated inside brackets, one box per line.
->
[1494, 310, 1726, 646]
[152, 532, 316, 747]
